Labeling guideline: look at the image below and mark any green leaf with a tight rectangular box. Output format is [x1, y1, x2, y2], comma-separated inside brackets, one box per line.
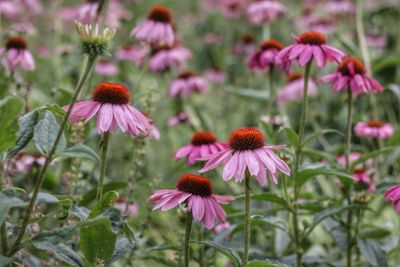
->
[0, 256, 13, 267]
[278, 127, 298, 147]
[79, 181, 127, 206]
[7, 110, 39, 158]
[79, 217, 117, 265]
[350, 147, 395, 171]
[224, 86, 268, 100]
[0, 191, 26, 225]
[302, 129, 343, 147]
[44, 104, 66, 118]
[33, 111, 66, 155]
[237, 193, 287, 207]
[191, 241, 242, 267]
[0, 97, 24, 152]
[106, 237, 134, 265]
[31, 192, 59, 203]
[59, 143, 99, 162]
[297, 167, 354, 188]
[357, 238, 388, 267]
[372, 55, 400, 74]
[245, 260, 289, 267]
[32, 225, 76, 244]
[89, 190, 119, 218]
[32, 241, 84, 267]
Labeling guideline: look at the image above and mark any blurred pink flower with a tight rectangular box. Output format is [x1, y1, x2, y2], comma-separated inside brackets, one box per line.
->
[149, 45, 191, 73]
[114, 198, 139, 217]
[218, 0, 244, 19]
[247, 39, 286, 71]
[260, 115, 288, 125]
[276, 31, 345, 69]
[324, 0, 355, 14]
[131, 6, 175, 46]
[366, 34, 387, 50]
[14, 153, 45, 174]
[167, 112, 189, 127]
[95, 59, 119, 76]
[385, 185, 400, 213]
[204, 67, 226, 84]
[0, 1, 21, 19]
[64, 82, 151, 136]
[116, 44, 149, 66]
[213, 221, 231, 233]
[0, 36, 35, 71]
[320, 56, 383, 95]
[277, 73, 318, 103]
[199, 128, 290, 187]
[233, 33, 256, 56]
[169, 71, 208, 97]
[354, 121, 394, 139]
[246, 0, 286, 25]
[148, 173, 234, 229]
[203, 33, 224, 45]
[175, 131, 228, 165]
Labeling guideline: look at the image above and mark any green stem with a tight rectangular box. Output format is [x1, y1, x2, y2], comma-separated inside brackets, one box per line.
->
[96, 132, 110, 201]
[267, 69, 275, 116]
[344, 88, 354, 267]
[199, 227, 205, 267]
[184, 212, 193, 267]
[292, 61, 312, 266]
[8, 55, 97, 256]
[243, 174, 251, 264]
[0, 161, 8, 254]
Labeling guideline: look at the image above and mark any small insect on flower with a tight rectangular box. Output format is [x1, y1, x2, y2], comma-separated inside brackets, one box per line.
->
[320, 56, 383, 95]
[276, 31, 345, 70]
[131, 5, 175, 46]
[175, 131, 228, 165]
[277, 72, 318, 103]
[64, 82, 151, 136]
[148, 173, 234, 229]
[169, 70, 208, 97]
[75, 21, 116, 57]
[199, 128, 290, 187]
[354, 121, 394, 140]
[0, 36, 35, 71]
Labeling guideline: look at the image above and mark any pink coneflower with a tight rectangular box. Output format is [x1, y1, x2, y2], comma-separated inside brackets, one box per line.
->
[218, 0, 243, 19]
[247, 39, 285, 71]
[0, 1, 21, 19]
[199, 128, 290, 186]
[169, 71, 208, 98]
[175, 131, 228, 165]
[320, 56, 383, 95]
[213, 221, 231, 233]
[116, 44, 149, 66]
[167, 112, 189, 127]
[0, 36, 35, 71]
[354, 121, 394, 139]
[65, 82, 151, 136]
[277, 72, 318, 103]
[336, 152, 368, 167]
[276, 31, 345, 69]
[385, 185, 400, 213]
[149, 45, 192, 73]
[95, 59, 119, 76]
[204, 67, 226, 84]
[131, 6, 175, 46]
[324, 0, 355, 15]
[148, 174, 234, 229]
[246, 0, 286, 25]
[233, 33, 256, 56]
[366, 34, 387, 50]
[114, 197, 139, 217]
[14, 153, 45, 174]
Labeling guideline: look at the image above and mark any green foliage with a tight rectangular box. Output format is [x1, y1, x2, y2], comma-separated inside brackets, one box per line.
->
[0, 97, 24, 152]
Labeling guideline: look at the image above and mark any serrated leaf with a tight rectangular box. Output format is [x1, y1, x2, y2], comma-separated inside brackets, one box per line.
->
[79, 181, 127, 206]
[33, 111, 66, 155]
[79, 217, 117, 265]
[191, 241, 242, 267]
[7, 110, 39, 158]
[0, 97, 24, 152]
[59, 143, 99, 162]
[89, 190, 119, 218]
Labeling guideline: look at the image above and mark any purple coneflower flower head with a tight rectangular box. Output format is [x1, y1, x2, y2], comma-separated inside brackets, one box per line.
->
[385, 185, 400, 213]
[218, 0, 244, 19]
[14, 153, 46, 174]
[199, 128, 290, 187]
[277, 73, 318, 103]
[131, 6, 175, 46]
[204, 67, 226, 84]
[114, 197, 139, 217]
[276, 31, 345, 69]
[65, 82, 151, 136]
[352, 168, 376, 192]
[233, 33, 257, 56]
[247, 39, 286, 71]
[149, 174, 234, 229]
[169, 70, 208, 98]
[320, 56, 383, 95]
[116, 44, 149, 66]
[0, 36, 35, 71]
[95, 59, 119, 76]
[366, 34, 387, 50]
[175, 131, 228, 165]
[324, 0, 355, 15]
[246, 0, 286, 25]
[167, 112, 189, 127]
[213, 221, 231, 233]
[149, 45, 192, 73]
[354, 121, 394, 140]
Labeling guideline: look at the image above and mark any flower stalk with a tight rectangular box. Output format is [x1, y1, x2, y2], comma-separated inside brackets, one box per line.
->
[243, 173, 251, 264]
[184, 212, 193, 267]
[96, 132, 110, 201]
[8, 55, 97, 256]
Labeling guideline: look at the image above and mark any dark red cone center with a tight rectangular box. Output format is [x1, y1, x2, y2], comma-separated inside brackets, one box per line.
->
[338, 56, 366, 75]
[176, 174, 212, 196]
[299, 31, 326, 45]
[366, 120, 384, 128]
[260, 39, 284, 50]
[191, 131, 217, 146]
[229, 128, 265, 151]
[148, 6, 172, 23]
[92, 82, 131, 104]
[6, 37, 27, 50]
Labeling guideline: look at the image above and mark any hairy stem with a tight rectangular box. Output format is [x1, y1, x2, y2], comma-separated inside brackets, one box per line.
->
[184, 212, 193, 267]
[243, 174, 251, 264]
[8, 55, 97, 256]
[96, 132, 110, 201]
